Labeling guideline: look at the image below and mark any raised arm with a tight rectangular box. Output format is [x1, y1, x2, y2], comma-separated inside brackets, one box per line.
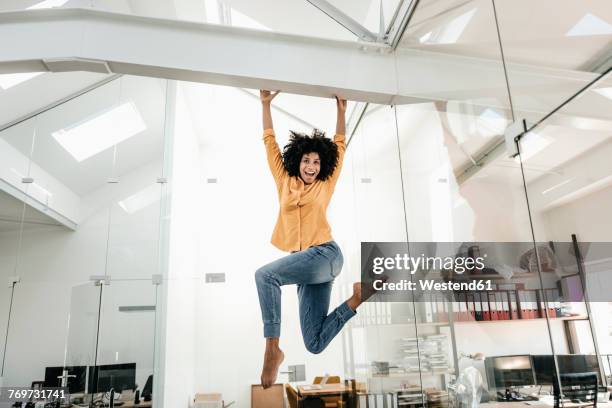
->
[260, 90, 286, 187]
[329, 96, 347, 187]
[335, 95, 347, 136]
[260, 90, 279, 131]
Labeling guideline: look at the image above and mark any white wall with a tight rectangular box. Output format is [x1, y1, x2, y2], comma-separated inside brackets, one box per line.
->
[160, 81, 198, 408]
[173, 84, 348, 407]
[542, 184, 612, 243]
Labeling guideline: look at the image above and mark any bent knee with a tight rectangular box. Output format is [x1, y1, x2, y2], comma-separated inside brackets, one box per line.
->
[255, 267, 276, 285]
[305, 340, 324, 355]
[254, 267, 267, 283]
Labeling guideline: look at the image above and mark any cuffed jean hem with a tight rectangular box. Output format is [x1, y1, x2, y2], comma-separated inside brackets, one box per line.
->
[264, 322, 281, 338]
[337, 301, 356, 323]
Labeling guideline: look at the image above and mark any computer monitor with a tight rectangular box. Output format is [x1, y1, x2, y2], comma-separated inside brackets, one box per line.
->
[88, 363, 136, 393]
[532, 355, 555, 385]
[558, 355, 602, 385]
[532, 355, 602, 386]
[44, 366, 87, 394]
[486, 355, 536, 389]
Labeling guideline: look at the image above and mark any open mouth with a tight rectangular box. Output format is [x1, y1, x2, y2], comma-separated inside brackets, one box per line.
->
[305, 171, 315, 177]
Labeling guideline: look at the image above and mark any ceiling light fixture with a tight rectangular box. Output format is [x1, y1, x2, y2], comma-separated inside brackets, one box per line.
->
[52, 101, 147, 162]
[0, 72, 44, 90]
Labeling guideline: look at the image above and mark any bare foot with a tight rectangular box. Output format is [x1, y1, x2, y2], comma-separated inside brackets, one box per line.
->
[347, 276, 389, 311]
[261, 339, 284, 389]
[347, 282, 364, 311]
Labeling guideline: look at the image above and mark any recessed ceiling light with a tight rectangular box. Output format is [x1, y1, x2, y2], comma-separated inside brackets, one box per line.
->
[0, 72, 44, 90]
[118, 184, 160, 214]
[420, 8, 477, 44]
[27, 0, 69, 9]
[52, 101, 147, 162]
[594, 87, 612, 100]
[566, 13, 612, 37]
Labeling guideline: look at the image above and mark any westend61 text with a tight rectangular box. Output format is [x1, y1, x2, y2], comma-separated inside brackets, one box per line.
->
[372, 279, 493, 292]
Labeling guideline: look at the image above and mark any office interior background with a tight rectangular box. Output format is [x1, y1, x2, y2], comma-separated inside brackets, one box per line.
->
[0, 0, 611, 407]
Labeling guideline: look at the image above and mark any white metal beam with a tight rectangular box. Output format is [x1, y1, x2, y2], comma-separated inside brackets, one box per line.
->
[305, 0, 379, 42]
[0, 8, 604, 111]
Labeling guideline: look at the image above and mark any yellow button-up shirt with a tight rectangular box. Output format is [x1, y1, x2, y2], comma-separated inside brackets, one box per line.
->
[262, 128, 346, 252]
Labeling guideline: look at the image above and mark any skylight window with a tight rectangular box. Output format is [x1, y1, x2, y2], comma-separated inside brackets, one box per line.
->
[52, 101, 147, 162]
[566, 13, 612, 37]
[231, 9, 271, 31]
[420, 8, 477, 45]
[594, 87, 612, 100]
[477, 108, 508, 136]
[0, 72, 44, 90]
[27, 0, 69, 9]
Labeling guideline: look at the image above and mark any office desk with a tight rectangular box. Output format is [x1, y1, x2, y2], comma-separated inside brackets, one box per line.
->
[297, 384, 351, 408]
[298, 383, 350, 397]
[113, 402, 153, 408]
[482, 401, 612, 408]
[70, 401, 153, 407]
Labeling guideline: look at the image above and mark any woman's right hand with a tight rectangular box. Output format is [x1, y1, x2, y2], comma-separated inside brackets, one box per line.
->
[260, 90, 280, 104]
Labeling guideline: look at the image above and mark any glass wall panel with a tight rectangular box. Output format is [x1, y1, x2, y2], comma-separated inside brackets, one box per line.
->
[93, 280, 157, 400]
[495, 0, 612, 125]
[339, 103, 422, 406]
[0, 194, 29, 386]
[397, 0, 515, 132]
[0, 74, 169, 408]
[104, 76, 168, 281]
[395, 0, 563, 405]
[518, 71, 612, 393]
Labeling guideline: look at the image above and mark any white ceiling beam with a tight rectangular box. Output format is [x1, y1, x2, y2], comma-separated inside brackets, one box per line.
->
[0, 8, 604, 110]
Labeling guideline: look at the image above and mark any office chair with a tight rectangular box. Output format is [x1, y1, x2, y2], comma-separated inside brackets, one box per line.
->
[553, 372, 599, 408]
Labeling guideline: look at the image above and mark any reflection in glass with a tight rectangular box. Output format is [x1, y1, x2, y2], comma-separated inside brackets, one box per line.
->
[518, 71, 612, 394]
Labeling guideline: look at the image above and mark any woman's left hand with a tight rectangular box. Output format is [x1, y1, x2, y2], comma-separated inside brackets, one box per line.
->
[335, 95, 347, 114]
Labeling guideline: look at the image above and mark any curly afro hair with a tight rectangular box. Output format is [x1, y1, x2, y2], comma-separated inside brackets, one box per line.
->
[282, 129, 339, 181]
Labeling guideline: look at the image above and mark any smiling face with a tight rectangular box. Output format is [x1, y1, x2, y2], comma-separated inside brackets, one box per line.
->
[299, 152, 321, 184]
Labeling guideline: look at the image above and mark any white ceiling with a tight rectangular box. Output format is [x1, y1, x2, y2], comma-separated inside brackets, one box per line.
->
[0, 0, 610, 212]
[400, 0, 612, 72]
[1, 75, 167, 196]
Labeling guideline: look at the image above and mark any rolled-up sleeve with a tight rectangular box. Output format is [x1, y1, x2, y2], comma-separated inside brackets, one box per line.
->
[262, 128, 287, 187]
[328, 133, 346, 188]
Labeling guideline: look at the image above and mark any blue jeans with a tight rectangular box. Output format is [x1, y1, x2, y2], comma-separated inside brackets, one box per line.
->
[255, 241, 356, 354]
